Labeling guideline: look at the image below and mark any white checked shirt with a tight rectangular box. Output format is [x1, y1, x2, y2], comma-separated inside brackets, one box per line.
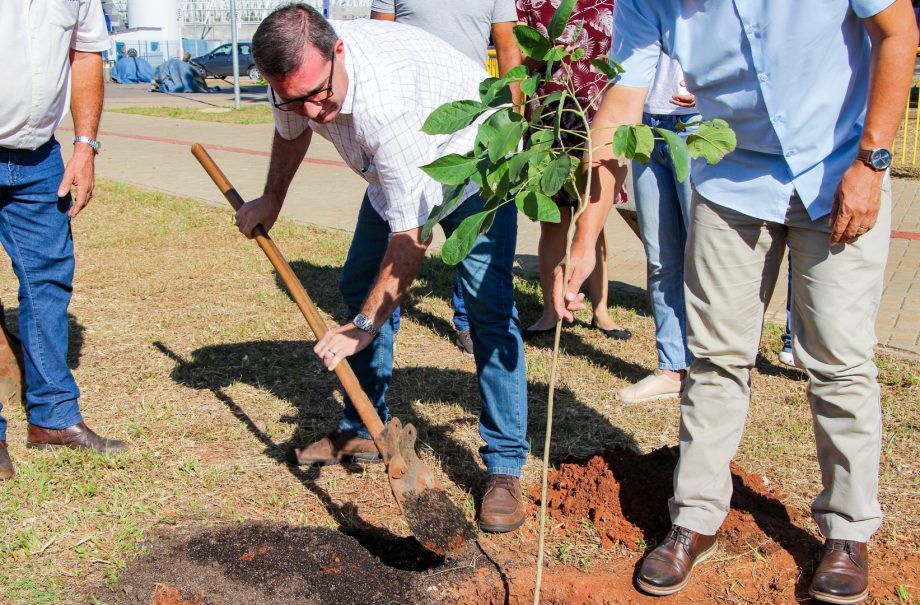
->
[272, 19, 488, 232]
[0, 0, 109, 150]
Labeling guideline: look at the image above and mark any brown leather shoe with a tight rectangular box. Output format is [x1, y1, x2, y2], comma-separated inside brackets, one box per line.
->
[286, 429, 381, 466]
[636, 525, 718, 596]
[26, 422, 127, 454]
[478, 474, 526, 533]
[0, 440, 14, 480]
[808, 539, 869, 604]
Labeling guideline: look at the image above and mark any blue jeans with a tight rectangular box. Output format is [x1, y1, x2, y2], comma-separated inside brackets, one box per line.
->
[632, 112, 699, 371]
[0, 138, 83, 441]
[337, 191, 528, 477]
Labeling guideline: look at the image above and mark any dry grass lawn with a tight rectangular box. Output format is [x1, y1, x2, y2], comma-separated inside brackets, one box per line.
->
[0, 180, 916, 604]
[107, 105, 274, 125]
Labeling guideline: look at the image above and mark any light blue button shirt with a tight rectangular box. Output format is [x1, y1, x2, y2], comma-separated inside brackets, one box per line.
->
[611, 0, 894, 223]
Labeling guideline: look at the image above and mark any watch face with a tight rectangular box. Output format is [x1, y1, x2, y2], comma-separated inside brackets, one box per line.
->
[870, 148, 892, 170]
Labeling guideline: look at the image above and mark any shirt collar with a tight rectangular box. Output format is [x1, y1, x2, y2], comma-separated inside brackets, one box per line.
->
[339, 41, 355, 115]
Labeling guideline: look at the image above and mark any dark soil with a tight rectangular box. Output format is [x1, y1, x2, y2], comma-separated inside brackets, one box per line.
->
[113, 522, 445, 605]
[403, 489, 477, 558]
[531, 445, 812, 555]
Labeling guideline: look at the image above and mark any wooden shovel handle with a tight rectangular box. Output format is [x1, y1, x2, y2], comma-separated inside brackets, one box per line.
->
[190, 144, 387, 447]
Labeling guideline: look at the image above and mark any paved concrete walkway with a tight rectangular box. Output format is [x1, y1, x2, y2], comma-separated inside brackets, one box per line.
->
[59, 83, 919, 356]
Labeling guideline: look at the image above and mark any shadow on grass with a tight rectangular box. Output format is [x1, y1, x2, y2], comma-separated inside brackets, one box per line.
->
[0, 304, 86, 370]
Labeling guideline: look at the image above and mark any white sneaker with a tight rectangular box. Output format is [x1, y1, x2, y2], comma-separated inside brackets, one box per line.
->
[777, 349, 795, 367]
[618, 371, 683, 407]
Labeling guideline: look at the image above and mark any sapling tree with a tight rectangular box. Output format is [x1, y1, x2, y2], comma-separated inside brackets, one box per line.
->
[419, 1, 736, 602]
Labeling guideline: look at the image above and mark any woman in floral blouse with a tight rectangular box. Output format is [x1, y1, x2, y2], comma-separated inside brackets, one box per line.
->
[516, 0, 631, 341]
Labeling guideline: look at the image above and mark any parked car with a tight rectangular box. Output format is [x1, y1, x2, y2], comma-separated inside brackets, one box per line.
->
[190, 42, 260, 81]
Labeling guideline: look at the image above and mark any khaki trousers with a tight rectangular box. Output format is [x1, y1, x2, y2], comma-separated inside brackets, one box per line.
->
[671, 181, 890, 542]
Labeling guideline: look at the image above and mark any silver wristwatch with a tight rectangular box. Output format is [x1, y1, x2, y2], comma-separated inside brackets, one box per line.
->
[353, 313, 379, 337]
[72, 135, 101, 155]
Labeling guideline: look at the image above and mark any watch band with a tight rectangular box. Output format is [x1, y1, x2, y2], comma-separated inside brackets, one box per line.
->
[353, 313, 379, 337]
[856, 147, 891, 171]
[73, 135, 101, 154]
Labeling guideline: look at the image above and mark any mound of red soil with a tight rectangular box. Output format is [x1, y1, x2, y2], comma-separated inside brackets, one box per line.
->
[531, 445, 807, 555]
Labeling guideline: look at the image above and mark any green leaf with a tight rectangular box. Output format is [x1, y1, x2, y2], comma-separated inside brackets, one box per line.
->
[529, 129, 555, 150]
[420, 153, 480, 185]
[612, 124, 655, 162]
[521, 73, 540, 98]
[654, 127, 690, 182]
[442, 211, 490, 265]
[422, 100, 487, 135]
[489, 121, 527, 163]
[515, 190, 561, 223]
[513, 25, 552, 60]
[480, 207, 498, 234]
[545, 46, 568, 62]
[553, 96, 566, 145]
[421, 182, 468, 241]
[474, 121, 498, 156]
[590, 58, 621, 81]
[478, 77, 499, 103]
[548, 0, 577, 40]
[482, 66, 530, 107]
[571, 47, 585, 62]
[508, 149, 538, 181]
[540, 154, 572, 197]
[687, 120, 737, 164]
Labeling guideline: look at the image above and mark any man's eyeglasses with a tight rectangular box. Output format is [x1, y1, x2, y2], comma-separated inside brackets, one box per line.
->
[270, 59, 335, 111]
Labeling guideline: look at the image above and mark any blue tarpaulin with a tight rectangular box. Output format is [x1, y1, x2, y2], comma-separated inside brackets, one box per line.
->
[110, 56, 154, 83]
[151, 59, 218, 93]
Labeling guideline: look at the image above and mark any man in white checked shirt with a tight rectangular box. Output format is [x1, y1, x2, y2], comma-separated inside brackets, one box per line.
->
[235, 4, 529, 533]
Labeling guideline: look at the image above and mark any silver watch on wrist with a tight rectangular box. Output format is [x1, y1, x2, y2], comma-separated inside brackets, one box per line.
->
[72, 135, 101, 155]
[353, 313, 379, 337]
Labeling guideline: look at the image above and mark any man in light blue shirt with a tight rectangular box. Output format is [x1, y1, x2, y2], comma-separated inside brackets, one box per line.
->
[554, 1, 917, 601]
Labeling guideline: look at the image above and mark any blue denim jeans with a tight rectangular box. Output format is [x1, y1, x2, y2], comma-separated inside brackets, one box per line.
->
[391, 272, 468, 332]
[0, 138, 83, 441]
[632, 112, 699, 370]
[337, 191, 528, 477]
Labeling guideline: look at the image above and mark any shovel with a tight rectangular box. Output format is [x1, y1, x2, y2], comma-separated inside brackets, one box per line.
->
[191, 144, 474, 556]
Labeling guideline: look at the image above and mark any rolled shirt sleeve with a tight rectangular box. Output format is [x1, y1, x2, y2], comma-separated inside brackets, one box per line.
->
[270, 91, 312, 140]
[609, 0, 662, 88]
[370, 0, 396, 14]
[493, 0, 520, 24]
[849, 0, 896, 18]
[73, 0, 110, 52]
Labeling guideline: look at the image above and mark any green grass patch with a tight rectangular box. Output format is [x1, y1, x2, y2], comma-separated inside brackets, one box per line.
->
[107, 104, 274, 124]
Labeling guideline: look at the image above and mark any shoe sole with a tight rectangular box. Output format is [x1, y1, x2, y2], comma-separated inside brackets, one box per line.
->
[25, 442, 125, 454]
[636, 540, 718, 596]
[620, 392, 681, 407]
[290, 453, 382, 467]
[478, 516, 526, 534]
[807, 588, 869, 605]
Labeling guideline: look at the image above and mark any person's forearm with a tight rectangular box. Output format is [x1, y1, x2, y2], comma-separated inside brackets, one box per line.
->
[496, 43, 523, 105]
[862, 3, 918, 151]
[493, 22, 524, 105]
[361, 229, 430, 326]
[264, 128, 311, 202]
[69, 50, 103, 141]
[573, 89, 645, 250]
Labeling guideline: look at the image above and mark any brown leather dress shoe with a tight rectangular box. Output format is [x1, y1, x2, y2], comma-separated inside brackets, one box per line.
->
[26, 422, 127, 454]
[808, 539, 869, 604]
[478, 474, 526, 533]
[636, 525, 718, 596]
[0, 440, 14, 480]
[286, 429, 381, 466]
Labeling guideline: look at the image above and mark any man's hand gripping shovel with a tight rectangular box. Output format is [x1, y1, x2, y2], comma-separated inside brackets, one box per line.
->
[191, 144, 474, 557]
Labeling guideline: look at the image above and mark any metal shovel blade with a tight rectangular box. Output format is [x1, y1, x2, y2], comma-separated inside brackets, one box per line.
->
[382, 418, 476, 557]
